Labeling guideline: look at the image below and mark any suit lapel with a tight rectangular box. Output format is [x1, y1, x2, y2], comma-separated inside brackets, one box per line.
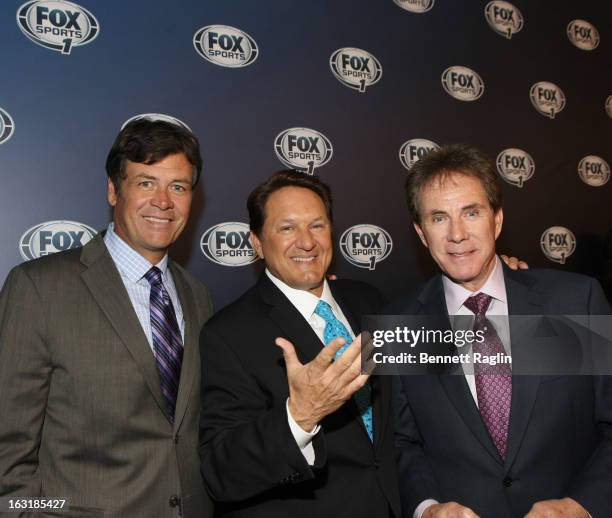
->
[80, 236, 170, 422]
[258, 275, 324, 365]
[503, 267, 544, 470]
[420, 276, 503, 465]
[170, 262, 198, 432]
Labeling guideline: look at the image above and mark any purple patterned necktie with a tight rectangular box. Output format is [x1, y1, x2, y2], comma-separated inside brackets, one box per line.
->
[464, 293, 512, 459]
[145, 267, 183, 422]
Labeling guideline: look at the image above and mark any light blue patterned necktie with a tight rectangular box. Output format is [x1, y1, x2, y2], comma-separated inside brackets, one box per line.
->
[314, 300, 373, 441]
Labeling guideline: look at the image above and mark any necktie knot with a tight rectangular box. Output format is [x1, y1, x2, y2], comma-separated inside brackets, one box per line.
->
[464, 293, 492, 316]
[144, 266, 163, 287]
[314, 300, 334, 322]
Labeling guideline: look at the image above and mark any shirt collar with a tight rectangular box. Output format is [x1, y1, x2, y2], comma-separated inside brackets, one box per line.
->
[442, 255, 507, 314]
[265, 269, 339, 321]
[104, 222, 169, 283]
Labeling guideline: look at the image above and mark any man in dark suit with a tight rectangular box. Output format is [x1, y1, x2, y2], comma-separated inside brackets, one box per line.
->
[199, 171, 401, 517]
[0, 119, 214, 517]
[392, 144, 612, 518]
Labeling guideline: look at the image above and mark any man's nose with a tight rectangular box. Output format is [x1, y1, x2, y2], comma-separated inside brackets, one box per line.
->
[151, 188, 173, 209]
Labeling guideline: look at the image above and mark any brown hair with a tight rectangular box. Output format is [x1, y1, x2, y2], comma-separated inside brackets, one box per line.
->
[247, 170, 333, 236]
[105, 118, 202, 192]
[405, 143, 502, 223]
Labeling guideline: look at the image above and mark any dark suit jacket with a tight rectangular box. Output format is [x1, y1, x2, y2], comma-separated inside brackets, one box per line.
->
[0, 235, 214, 518]
[391, 266, 612, 518]
[199, 275, 401, 518]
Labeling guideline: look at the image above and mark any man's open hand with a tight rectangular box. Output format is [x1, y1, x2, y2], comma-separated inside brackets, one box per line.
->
[276, 334, 370, 432]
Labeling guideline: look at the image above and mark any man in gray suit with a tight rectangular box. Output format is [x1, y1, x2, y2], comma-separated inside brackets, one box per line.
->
[0, 119, 213, 517]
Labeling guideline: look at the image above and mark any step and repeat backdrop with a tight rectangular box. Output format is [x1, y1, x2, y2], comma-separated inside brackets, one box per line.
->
[1, 0, 611, 308]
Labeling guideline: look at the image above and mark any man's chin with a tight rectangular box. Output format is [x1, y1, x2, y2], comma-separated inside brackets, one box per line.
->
[291, 275, 325, 295]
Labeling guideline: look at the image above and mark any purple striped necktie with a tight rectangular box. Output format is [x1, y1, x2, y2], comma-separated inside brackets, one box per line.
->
[464, 293, 512, 459]
[144, 266, 183, 422]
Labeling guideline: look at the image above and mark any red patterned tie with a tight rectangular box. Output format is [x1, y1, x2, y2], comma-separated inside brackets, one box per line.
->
[463, 293, 512, 459]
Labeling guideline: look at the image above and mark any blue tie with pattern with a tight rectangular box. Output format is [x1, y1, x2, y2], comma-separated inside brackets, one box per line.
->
[314, 300, 373, 441]
[144, 267, 183, 422]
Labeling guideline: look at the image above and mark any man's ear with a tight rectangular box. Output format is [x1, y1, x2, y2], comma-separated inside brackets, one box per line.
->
[494, 208, 504, 240]
[107, 178, 118, 207]
[251, 231, 263, 259]
[413, 222, 429, 249]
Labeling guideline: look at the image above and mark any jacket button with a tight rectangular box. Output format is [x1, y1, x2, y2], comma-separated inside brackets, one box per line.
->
[169, 495, 181, 507]
[503, 476, 512, 487]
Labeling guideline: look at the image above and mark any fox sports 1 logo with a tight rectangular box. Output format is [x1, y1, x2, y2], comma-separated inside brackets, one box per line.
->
[399, 139, 439, 170]
[274, 128, 333, 175]
[330, 48, 382, 93]
[484, 1, 524, 39]
[529, 82, 566, 119]
[200, 222, 257, 267]
[19, 220, 97, 261]
[578, 156, 610, 187]
[393, 0, 434, 13]
[496, 148, 535, 188]
[193, 25, 258, 68]
[339, 225, 393, 271]
[567, 20, 599, 51]
[121, 113, 192, 131]
[17, 0, 99, 55]
[441, 66, 484, 102]
[540, 227, 576, 264]
[0, 108, 15, 145]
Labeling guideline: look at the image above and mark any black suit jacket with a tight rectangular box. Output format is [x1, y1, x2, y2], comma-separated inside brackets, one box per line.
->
[391, 266, 612, 518]
[199, 275, 401, 518]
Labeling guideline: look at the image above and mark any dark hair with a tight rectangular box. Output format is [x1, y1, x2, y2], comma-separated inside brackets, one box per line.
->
[105, 119, 202, 191]
[405, 143, 502, 223]
[247, 170, 333, 236]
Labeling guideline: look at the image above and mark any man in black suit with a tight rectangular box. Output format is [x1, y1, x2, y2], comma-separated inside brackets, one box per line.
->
[199, 171, 401, 517]
[392, 144, 612, 518]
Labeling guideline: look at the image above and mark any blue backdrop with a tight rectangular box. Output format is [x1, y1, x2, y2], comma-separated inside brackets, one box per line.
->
[1, 0, 611, 308]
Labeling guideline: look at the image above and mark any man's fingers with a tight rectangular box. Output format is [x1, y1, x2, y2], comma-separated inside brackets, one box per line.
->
[275, 337, 302, 373]
[360, 332, 377, 374]
[425, 502, 480, 518]
[500, 254, 529, 271]
[343, 372, 371, 398]
[316, 336, 346, 365]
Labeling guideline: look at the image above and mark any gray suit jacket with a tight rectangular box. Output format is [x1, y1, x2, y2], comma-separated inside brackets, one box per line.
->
[0, 235, 214, 518]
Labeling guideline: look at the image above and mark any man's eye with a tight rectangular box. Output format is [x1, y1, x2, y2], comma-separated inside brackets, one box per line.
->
[432, 215, 445, 223]
[466, 210, 479, 218]
[280, 226, 293, 232]
[139, 181, 153, 188]
[171, 184, 186, 192]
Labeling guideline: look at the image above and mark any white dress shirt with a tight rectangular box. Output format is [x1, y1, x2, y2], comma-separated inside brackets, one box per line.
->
[103, 223, 185, 350]
[265, 269, 355, 465]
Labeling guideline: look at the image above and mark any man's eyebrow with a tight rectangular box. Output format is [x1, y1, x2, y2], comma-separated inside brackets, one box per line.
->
[461, 203, 486, 211]
[132, 173, 190, 183]
[428, 209, 448, 216]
